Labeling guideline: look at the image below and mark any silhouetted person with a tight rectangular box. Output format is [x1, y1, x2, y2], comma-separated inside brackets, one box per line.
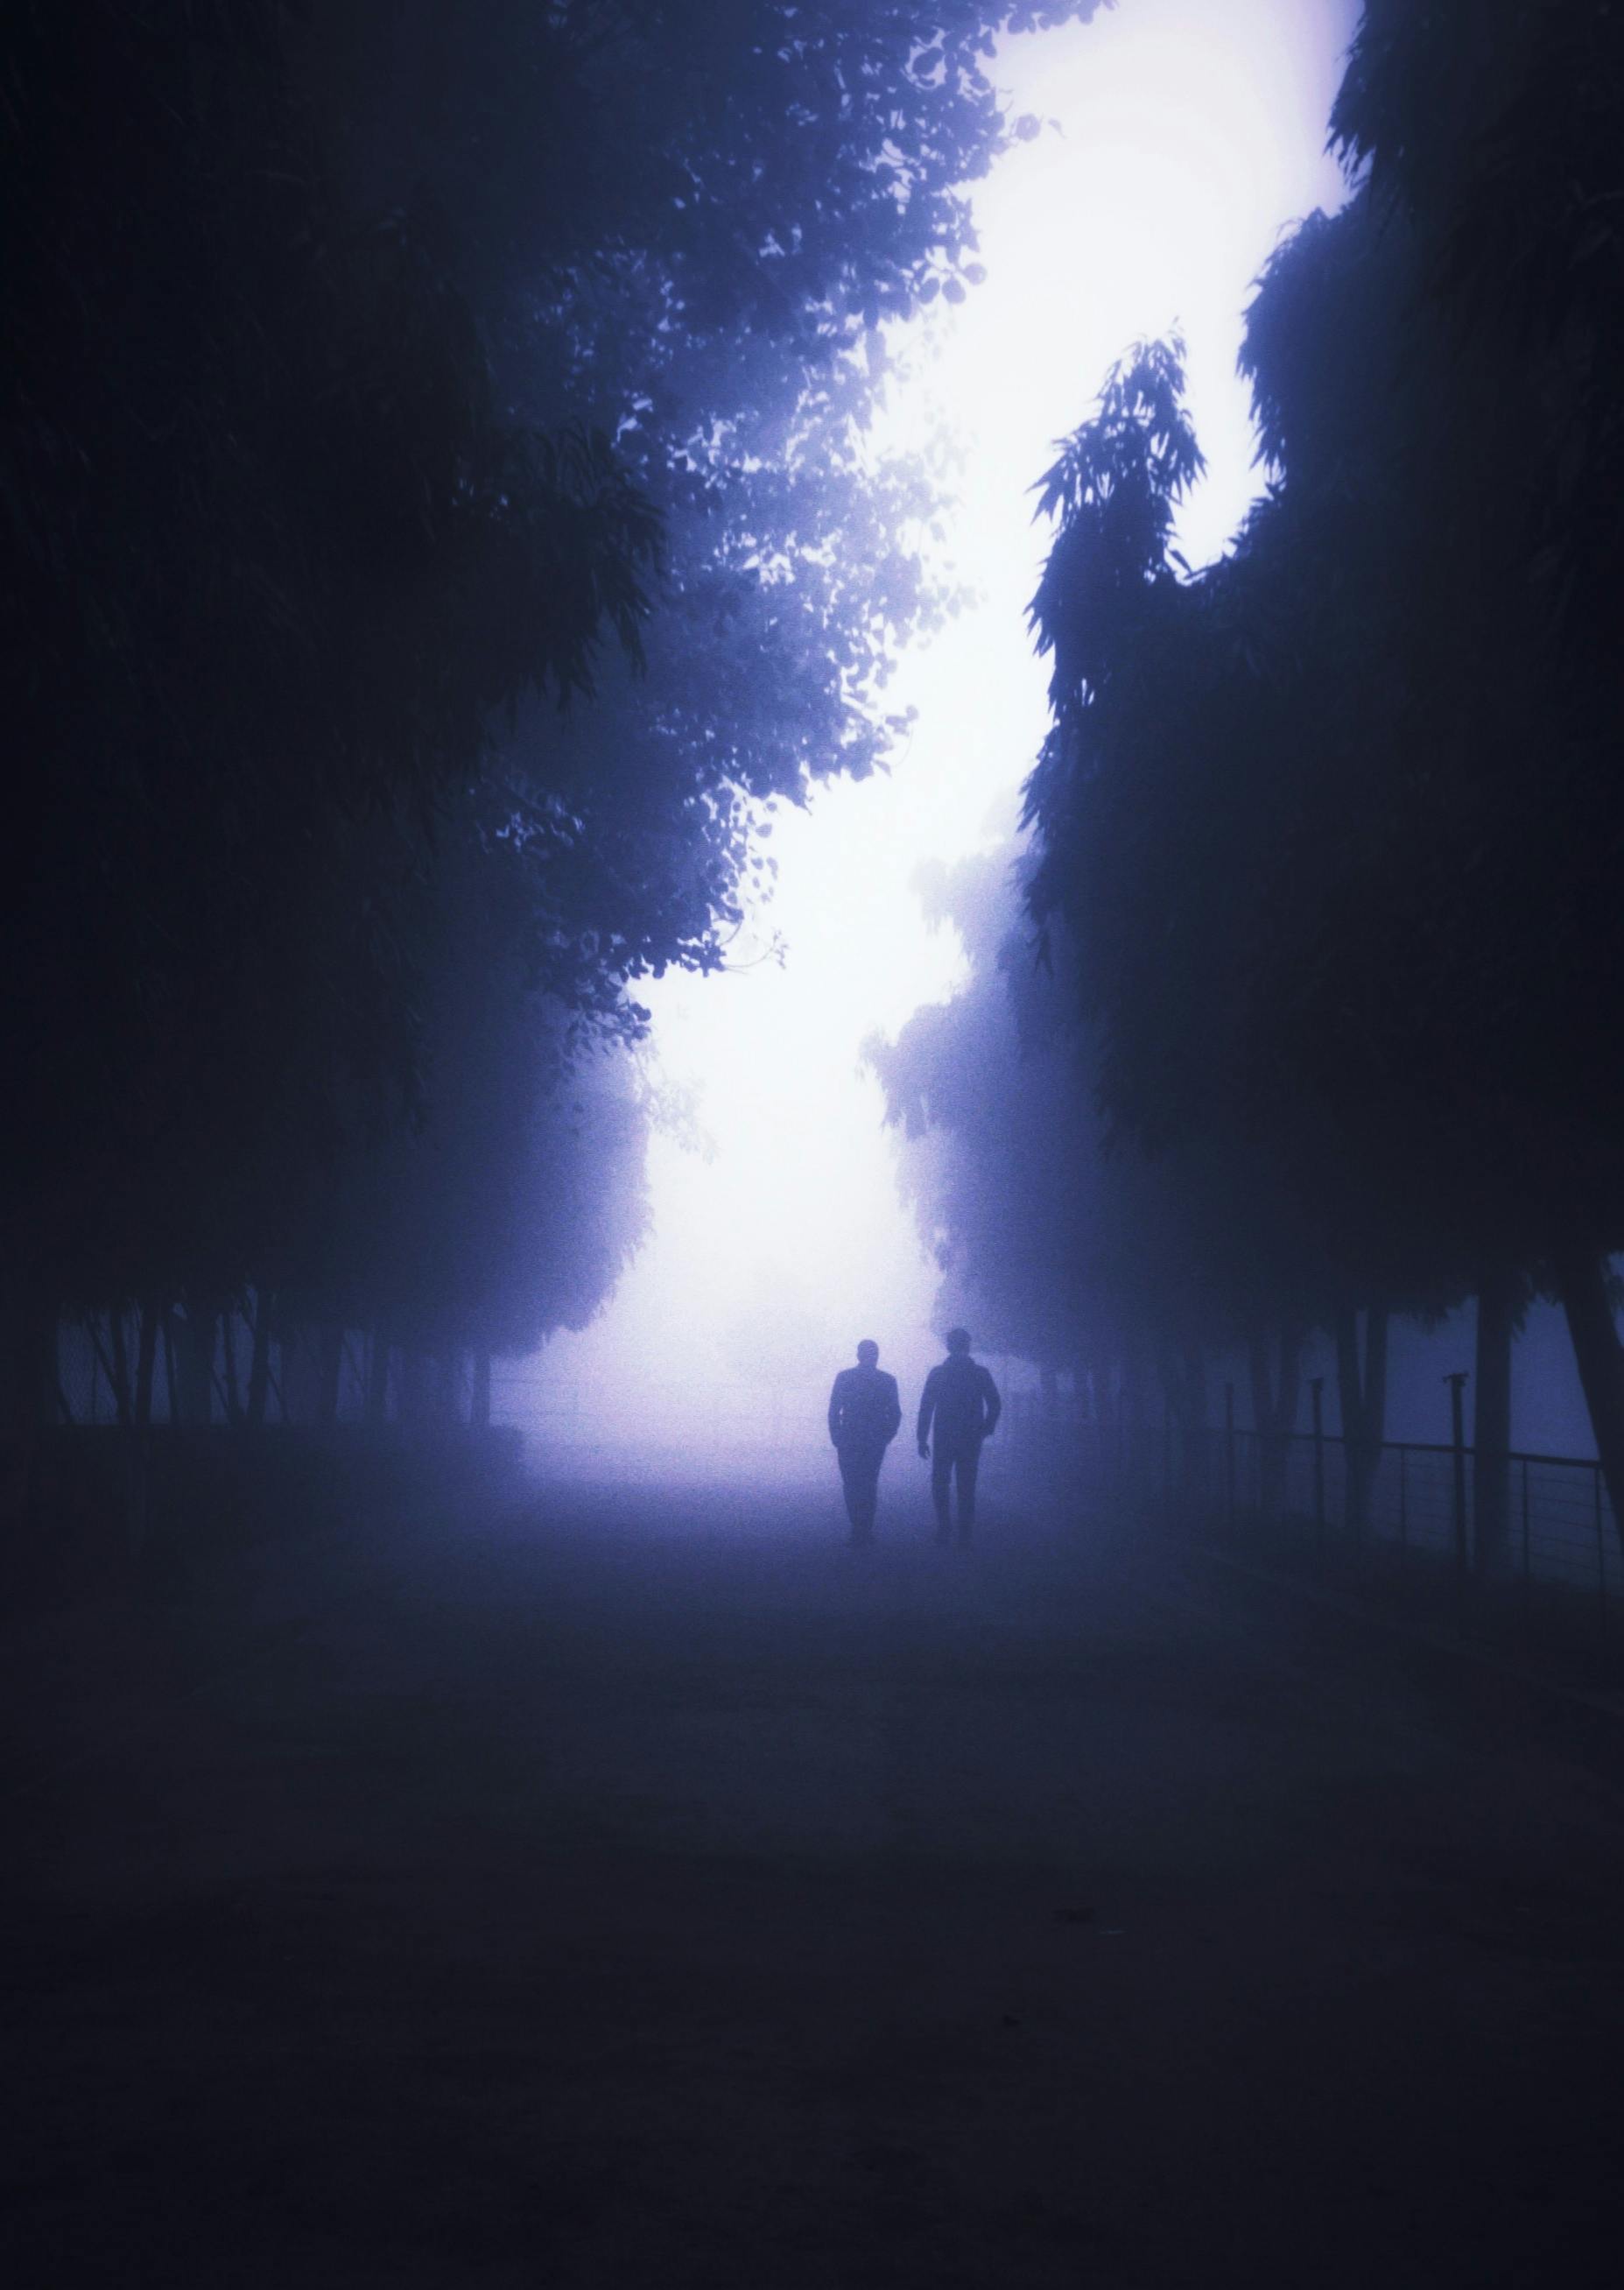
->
[827, 1340, 902, 1546]
[917, 1328, 1002, 1545]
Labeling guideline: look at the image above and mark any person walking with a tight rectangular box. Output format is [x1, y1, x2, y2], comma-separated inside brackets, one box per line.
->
[827, 1340, 902, 1547]
[917, 1328, 1002, 1546]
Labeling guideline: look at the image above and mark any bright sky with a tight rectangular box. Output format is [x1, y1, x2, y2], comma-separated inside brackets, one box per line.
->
[512, 0, 1357, 1465]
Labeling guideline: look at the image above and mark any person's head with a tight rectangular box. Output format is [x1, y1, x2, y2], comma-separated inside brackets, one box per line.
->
[945, 1328, 972, 1356]
[856, 1340, 880, 1368]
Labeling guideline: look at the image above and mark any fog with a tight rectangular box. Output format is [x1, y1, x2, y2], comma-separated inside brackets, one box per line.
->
[18, 10, 1624, 2281]
[520, 0, 1358, 1477]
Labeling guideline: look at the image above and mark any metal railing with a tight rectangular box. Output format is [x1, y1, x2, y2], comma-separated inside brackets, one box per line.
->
[1001, 1388, 1624, 1676]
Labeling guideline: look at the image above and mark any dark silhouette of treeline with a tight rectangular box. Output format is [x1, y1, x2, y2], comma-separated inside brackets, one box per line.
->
[875, 1, 1624, 1567]
[2, 2, 1106, 1540]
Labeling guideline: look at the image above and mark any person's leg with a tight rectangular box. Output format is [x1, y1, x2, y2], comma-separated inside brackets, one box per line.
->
[956, 1440, 981, 1540]
[838, 1447, 867, 1538]
[861, 1446, 885, 1536]
[930, 1448, 953, 1540]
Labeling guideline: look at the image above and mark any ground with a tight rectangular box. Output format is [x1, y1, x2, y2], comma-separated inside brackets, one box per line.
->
[6, 1470, 1624, 2287]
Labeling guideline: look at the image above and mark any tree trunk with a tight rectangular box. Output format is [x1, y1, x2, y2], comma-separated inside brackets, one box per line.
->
[1119, 1336, 1150, 1486]
[1250, 1326, 1304, 1433]
[1248, 1327, 1302, 1516]
[246, 1288, 273, 1428]
[133, 1301, 158, 1431]
[471, 1348, 492, 1430]
[108, 1309, 134, 1427]
[317, 1325, 343, 1429]
[161, 1311, 180, 1424]
[1335, 1306, 1389, 1533]
[87, 1310, 133, 1427]
[124, 1300, 160, 1556]
[1552, 1244, 1624, 1561]
[88, 1312, 132, 1428]
[1248, 1337, 1272, 1444]
[1365, 1309, 1388, 1454]
[220, 1305, 243, 1426]
[1473, 1265, 1515, 1578]
[280, 1326, 303, 1424]
[1157, 1344, 1209, 1504]
[174, 1307, 216, 1427]
[366, 1325, 392, 1427]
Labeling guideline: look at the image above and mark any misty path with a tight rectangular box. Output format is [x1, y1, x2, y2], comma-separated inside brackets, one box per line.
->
[8, 1485, 1624, 2287]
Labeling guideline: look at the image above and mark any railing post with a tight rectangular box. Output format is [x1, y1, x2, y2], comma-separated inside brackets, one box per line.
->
[1595, 1463, 1608, 1659]
[1309, 1377, 1325, 1561]
[1398, 1442, 1409, 1560]
[1446, 1371, 1470, 1626]
[1521, 1455, 1531, 1645]
[1225, 1381, 1236, 1531]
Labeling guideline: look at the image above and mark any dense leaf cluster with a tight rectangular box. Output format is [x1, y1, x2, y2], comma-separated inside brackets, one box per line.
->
[885, 1, 1624, 1546]
[3, 0, 1104, 1429]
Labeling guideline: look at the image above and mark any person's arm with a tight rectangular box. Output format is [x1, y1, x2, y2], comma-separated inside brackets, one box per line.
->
[917, 1369, 937, 1457]
[828, 1375, 845, 1447]
[980, 1366, 1002, 1438]
[882, 1374, 902, 1443]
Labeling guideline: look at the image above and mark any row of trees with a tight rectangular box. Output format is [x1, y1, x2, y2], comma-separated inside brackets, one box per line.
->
[4, 1, 1105, 1450]
[879, 0, 1624, 1560]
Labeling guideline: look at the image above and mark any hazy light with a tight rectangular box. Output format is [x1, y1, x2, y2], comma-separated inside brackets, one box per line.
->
[513, 0, 1357, 1472]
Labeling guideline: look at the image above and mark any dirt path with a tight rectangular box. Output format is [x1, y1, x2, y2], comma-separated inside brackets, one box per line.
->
[6, 1479, 1624, 2286]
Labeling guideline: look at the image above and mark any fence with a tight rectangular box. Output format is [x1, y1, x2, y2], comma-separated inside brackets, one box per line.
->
[1005, 1392, 1624, 1679]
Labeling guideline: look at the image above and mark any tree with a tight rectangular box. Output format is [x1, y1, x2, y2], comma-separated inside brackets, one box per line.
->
[1020, 4, 1624, 1555]
[3, 1, 664, 1430]
[3, 0, 1109, 1454]
[288, 823, 653, 1410]
[1020, 328, 1473, 1530]
[1331, 0, 1624, 1547]
[870, 847, 1334, 1497]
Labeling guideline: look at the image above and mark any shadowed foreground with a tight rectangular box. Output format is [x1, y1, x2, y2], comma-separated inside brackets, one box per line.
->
[6, 1479, 1624, 2286]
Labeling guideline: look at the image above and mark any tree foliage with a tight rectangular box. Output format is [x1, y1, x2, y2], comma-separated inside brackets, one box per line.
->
[2, 0, 1107, 1430]
[1001, 0, 1624, 1536]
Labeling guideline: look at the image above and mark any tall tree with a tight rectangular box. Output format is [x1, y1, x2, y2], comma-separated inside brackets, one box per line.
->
[3, 0, 1108, 1441]
[1020, 3, 1624, 1547]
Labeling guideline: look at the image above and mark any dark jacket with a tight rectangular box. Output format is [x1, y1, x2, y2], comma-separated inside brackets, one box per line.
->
[917, 1355, 1002, 1450]
[828, 1365, 903, 1451]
